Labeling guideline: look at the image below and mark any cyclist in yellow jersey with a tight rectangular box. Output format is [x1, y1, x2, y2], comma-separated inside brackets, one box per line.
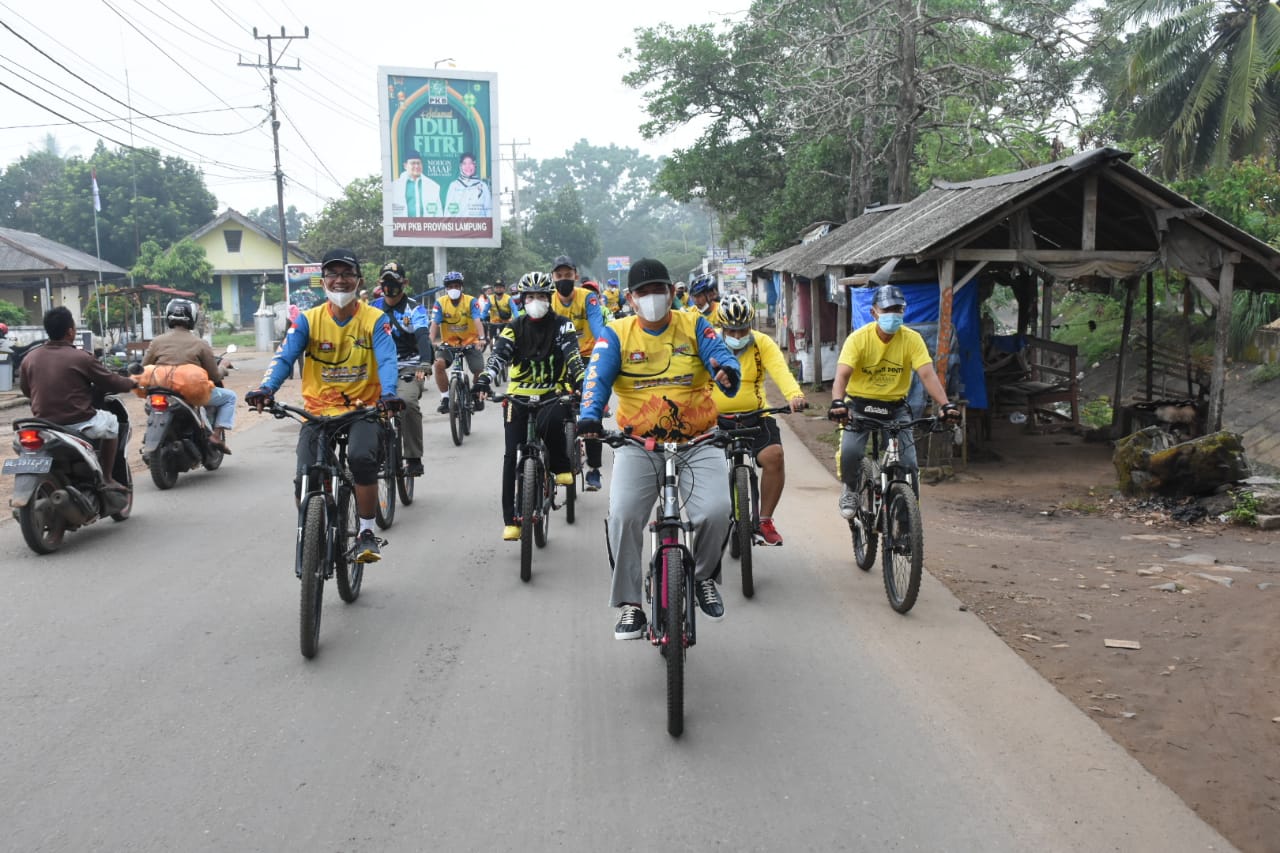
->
[245, 248, 403, 563]
[485, 278, 517, 341]
[603, 278, 623, 315]
[689, 274, 723, 325]
[711, 294, 807, 546]
[828, 284, 960, 519]
[550, 255, 608, 491]
[577, 258, 742, 639]
[429, 270, 487, 414]
[473, 272, 586, 541]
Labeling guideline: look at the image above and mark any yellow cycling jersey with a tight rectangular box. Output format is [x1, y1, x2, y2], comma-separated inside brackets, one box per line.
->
[299, 302, 386, 416]
[603, 289, 621, 313]
[490, 293, 514, 322]
[436, 294, 480, 345]
[712, 331, 801, 414]
[551, 287, 598, 358]
[607, 311, 720, 441]
[837, 321, 932, 401]
[689, 300, 722, 326]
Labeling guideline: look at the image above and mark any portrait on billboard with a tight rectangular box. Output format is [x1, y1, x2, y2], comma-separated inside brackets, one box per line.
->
[379, 67, 501, 248]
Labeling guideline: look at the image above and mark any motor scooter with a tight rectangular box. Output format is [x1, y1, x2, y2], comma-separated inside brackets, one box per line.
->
[5, 389, 135, 555]
[140, 345, 237, 490]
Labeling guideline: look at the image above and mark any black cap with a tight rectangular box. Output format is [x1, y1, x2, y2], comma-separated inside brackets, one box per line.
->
[627, 258, 671, 291]
[379, 261, 406, 282]
[872, 284, 907, 309]
[322, 248, 361, 276]
[552, 255, 576, 271]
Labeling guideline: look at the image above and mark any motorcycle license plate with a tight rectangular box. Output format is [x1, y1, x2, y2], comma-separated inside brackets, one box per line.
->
[2, 456, 53, 475]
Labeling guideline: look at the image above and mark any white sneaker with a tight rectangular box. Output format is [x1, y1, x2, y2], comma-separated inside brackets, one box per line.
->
[839, 486, 858, 519]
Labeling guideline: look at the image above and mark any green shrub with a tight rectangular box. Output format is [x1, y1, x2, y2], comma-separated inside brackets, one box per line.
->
[1226, 490, 1259, 525]
[1081, 396, 1113, 428]
[1247, 361, 1280, 385]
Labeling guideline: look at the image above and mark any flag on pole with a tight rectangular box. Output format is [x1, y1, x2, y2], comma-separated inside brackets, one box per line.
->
[91, 169, 101, 212]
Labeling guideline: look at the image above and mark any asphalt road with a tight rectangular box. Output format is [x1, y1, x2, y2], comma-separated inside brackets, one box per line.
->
[0, 376, 1237, 852]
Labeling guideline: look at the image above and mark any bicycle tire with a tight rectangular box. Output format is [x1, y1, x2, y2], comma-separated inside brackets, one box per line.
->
[396, 463, 415, 505]
[732, 465, 755, 598]
[852, 458, 880, 571]
[299, 494, 326, 658]
[565, 480, 576, 524]
[448, 376, 464, 447]
[664, 546, 686, 738]
[335, 484, 363, 603]
[375, 432, 396, 530]
[882, 482, 924, 613]
[534, 461, 550, 549]
[519, 456, 537, 581]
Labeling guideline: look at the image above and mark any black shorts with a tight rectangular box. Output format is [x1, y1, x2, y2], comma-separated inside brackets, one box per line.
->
[717, 414, 782, 462]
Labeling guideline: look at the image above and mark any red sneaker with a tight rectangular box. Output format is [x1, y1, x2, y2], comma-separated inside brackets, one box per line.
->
[755, 518, 783, 546]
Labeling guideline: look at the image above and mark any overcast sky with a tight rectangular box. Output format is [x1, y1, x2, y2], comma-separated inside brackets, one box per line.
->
[0, 0, 744, 219]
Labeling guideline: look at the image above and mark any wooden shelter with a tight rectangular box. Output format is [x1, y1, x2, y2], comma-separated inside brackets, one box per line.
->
[750, 148, 1280, 433]
[0, 226, 128, 327]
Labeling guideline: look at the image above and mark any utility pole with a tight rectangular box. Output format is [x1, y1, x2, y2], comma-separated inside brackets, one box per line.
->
[239, 26, 309, 276]
[501, 138, 530, 249]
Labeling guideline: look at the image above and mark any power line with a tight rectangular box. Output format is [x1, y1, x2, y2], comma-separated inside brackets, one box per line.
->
[1, 105, 264, 131]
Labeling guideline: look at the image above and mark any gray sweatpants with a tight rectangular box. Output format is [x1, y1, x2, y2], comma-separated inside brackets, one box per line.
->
[607, 442, 731, 607]
[396, 373, 425, 460]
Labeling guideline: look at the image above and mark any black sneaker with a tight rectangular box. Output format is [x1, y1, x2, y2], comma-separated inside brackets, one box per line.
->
[404, 458, 424, 477]
[614, 604, 647, 640]
[353, 529, 381, 563]
[584, 469, 602, 491]
[437, 398, 450, 414]
[695, 578, 724, 621]
[472, 395, 485, 412]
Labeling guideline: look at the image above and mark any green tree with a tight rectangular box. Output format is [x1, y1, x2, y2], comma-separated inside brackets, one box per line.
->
[246, 204, 312, 242]
[525, 186, 600, 271]
[131, 239, 214, 292]
[1107, 0, 1280, 177]
[0, 299, 27, 326]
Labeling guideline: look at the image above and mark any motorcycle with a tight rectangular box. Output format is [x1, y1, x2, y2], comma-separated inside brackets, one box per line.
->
[140, 345, 237, 490]
[5, 388, 135, 555]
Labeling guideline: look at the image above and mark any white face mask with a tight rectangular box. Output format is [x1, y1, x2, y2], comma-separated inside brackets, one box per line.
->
[325, 287, 358, 309]
[447, 288, 462, 301]
[524, 298, 550, 319]
[634, 292, 670, 323]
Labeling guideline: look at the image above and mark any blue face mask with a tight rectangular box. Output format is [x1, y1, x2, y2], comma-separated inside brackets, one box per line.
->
[724, 332, 752, 351]
[877, 313, 904, 334]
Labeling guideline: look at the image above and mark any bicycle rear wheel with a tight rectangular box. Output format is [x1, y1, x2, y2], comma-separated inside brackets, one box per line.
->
[852, 458, 880, 571]
[882, 481, 924, 613]
[448, 376, 464, 446]
[396, 461, 415, 505]
[519, 456, 537, 582]
[335, 484, 363, 603]
[732, 465, 755, 598]
[376, 434, 397, 530]
[664, 547, 686, 738]
[299, 494, 326, 658]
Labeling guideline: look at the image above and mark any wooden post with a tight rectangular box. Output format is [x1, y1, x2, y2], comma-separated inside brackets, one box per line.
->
[809, 275, 824, 389]
[936, 256, 956, 387]
[1145, 272, 1154, 399]
[1110, 278, 1135, 434]
[1208, 258, 1237, 431]
[835, 266, 848, 348]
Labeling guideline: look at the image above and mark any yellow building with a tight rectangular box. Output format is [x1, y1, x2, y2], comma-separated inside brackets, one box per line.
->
[186, 209, 313, 326]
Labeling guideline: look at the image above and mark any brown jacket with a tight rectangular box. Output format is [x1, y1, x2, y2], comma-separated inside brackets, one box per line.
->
[143, 328, 224, 382]
[19, 340, 136, 425]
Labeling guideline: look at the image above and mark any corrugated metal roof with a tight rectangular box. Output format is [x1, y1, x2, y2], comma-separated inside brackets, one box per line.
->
[0, 227, 128, 277]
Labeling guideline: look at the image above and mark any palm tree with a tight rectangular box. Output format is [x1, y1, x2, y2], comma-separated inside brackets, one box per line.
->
[1110, 0, 1280, 176]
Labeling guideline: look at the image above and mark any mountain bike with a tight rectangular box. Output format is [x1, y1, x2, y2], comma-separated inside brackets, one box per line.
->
[439, 343, 477, 446]
[841, 409, 945, 614]
[259, 401, 389, 658]
[495, 393, 575, 582]
[562, 394, 584, 525]
[387, 359, 420, 509]
[602, 426, 740, 738]
[717, 405, 794, 599]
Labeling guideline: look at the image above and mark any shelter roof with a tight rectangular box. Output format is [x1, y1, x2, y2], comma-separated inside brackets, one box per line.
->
[0, 226, 128, 281]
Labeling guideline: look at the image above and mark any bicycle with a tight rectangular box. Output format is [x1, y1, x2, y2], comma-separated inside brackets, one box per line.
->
[385, 359, 421, 511]
[841, 408, 946, 614]
[259, 400, 389, 658]
[561, 394, 585, 525]
[601, 426, 742, 738]
[439, 343, 478, 446]
[717, 405, 795, 599]
[494, 393, 575, 582]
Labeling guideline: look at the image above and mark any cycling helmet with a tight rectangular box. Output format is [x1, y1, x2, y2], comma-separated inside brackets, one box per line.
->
[443, 270, 464, 285]
[517, 271, 554, 294]
[690, 276, 716, 296]
[719, 293, 755, 330]
[164, 298, 198, 330]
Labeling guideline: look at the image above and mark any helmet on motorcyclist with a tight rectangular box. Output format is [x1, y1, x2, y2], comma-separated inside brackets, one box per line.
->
[165, 298, 198, 330]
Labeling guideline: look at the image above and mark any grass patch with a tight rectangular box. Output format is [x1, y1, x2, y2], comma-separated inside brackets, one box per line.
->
[1081, 396, 1113, 429]
[1247, 361, 1280, 385]
[212, 331, 256, 349]
[1226, 490, 1259, 525]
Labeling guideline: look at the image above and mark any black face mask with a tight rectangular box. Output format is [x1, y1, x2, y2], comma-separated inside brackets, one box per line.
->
[554, 279, 575, 297]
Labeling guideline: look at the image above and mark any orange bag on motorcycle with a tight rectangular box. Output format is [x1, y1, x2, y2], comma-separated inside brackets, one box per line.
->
[133, 363, 214, 407]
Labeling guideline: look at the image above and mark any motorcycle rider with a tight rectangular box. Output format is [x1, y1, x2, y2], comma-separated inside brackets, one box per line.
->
[369, 261, 432, 477]
[18, 306, 138, 492]
[142, 299, 237, 454]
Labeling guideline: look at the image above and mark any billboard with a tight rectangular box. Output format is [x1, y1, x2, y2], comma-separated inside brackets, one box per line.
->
[379, 67, 501, 248]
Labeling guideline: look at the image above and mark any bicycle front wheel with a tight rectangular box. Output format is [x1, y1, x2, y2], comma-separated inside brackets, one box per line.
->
[462, 394, 473, 436]
[564, 480, 576, 525]
[882, 481, 924, 613]
[732, 465, 755, 598]
[664, 547, 686, 738]
[299, 494, 326, 658]
[335, 484, 363, 603]
[852, 458, 880, 571]
[534, 463, 550, 549]
[519, 456, 537, 582]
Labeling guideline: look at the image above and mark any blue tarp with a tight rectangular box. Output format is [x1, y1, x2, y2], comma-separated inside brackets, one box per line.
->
[850, 283, 987, 410]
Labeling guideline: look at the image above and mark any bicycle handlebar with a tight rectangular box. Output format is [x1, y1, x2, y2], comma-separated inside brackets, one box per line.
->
[840, 414, 946, 433]
[601, 427, 731, 452]
[258, 400, 391, 426]
[491, 392, 578, 409]
[717, 404, 801, 420]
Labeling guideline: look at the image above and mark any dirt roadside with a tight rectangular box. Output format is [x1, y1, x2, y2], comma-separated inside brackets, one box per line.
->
[782, 383, 1279, 853]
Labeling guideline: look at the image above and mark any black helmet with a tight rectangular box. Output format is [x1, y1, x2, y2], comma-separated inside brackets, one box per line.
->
[872, 284, 907, 310]
[165, 298, 198, 330]
[517, 271, 554, 294]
